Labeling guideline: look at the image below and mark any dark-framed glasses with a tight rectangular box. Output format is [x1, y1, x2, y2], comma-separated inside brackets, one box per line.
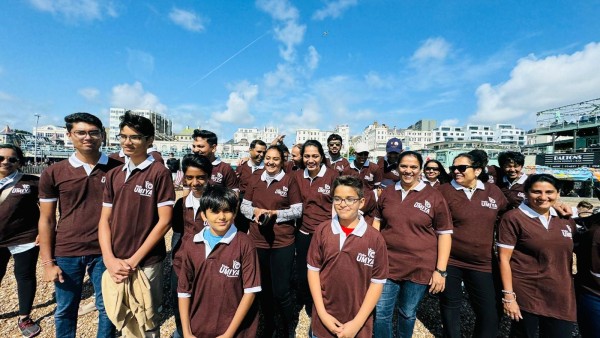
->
[0, 156, 19, 163]
[449, 165, 474, 173]
[333, 196, 361, 205]
[116, 134, 146, 143]
[72, 130, 102, 139]
[424, 167, 440, 171]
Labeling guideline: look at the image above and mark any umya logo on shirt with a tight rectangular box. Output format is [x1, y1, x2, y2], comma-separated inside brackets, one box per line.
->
[414, 200, 431, 214]
[11, 184, 31, 194]
[364, 173, 374, 181]
[481, 197, 498, 209]
[517, 192, 525, 199]
[336, 165, 345, 171]
[275, 186, 288, 197]
[212, 172, 223, 183]
[318, 184, 331, 195]
[219, 260, 240, 277]
[561, 224, 573, 238]
[134, 180, 153, 197]
[391, 169, 400, 177]
[356, 248, 375, 267]
[101, 176, 106, 183]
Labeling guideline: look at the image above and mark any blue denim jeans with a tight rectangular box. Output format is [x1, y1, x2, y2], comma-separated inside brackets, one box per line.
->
[54, 255, 115, 338]
[577, 289, 600, 338]
[374, 279, 428, 338]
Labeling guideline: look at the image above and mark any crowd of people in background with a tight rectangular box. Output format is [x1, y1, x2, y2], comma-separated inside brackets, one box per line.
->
[0, 110, 599, 338]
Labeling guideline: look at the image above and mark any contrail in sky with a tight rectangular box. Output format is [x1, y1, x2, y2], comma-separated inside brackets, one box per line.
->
[189, 31, 270, 88]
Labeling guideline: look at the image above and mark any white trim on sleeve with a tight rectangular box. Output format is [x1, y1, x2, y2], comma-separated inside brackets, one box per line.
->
[307, 264, 320, 272]
[497, 243, 515, 249]
[102, 202, 113, 208]
[40, 198, 58, 203]
[177, 293, 192, 298]
[371, 278, 386, 284]
[244, 286, 262, 294]
[157, 200, 175, 207]
[374, 217, 382, 221]
[590, 270, 600, 278]
[436, 230, 453, 235]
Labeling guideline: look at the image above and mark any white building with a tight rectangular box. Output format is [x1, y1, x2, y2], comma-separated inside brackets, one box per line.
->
[432, 124, 526, 146]
[233, 127, 279, 144]
[109, 108, 173, 146]
[295, 125, 351, 154]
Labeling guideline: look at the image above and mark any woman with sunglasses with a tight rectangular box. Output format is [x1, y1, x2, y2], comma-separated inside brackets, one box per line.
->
[423, 159, 451, 188]
[0, 144, 42, 337]
[240, 145, 302, 337]
[437, 152, 508, 338]
[373, 151, 453, 338]
[294, 140, 339, 328]
[498, 174, 576, 337]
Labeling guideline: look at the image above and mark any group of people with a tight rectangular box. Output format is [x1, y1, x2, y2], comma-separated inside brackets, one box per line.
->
[0, 111, 599, 338]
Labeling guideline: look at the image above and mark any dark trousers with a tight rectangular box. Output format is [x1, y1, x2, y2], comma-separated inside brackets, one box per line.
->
[295, 232, 313, 318]
[257, 245, 295, 338]
[439, 265, 502, 338]
[510, 310, 574, 338]
[0, 246, 39, 316]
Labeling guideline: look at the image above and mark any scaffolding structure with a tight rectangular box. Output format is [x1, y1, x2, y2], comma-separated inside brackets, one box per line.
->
[536, 98, 600, 130]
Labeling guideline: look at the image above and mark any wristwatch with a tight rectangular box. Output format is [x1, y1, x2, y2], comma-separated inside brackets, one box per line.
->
[435, 268, 448, 278]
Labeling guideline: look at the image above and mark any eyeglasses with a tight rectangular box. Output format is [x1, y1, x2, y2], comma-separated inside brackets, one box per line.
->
[333, 197, 361, 205]
[424, 167, 440, 171]
[0, 156, 19, 163]
[328, 142, 341, 147]
[72, 130, 102, 139]
[449, 165, 474, 173]
[116, 134, 147, 143]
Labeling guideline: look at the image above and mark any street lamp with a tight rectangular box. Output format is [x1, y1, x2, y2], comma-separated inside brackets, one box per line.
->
[34, 114, 40, 164]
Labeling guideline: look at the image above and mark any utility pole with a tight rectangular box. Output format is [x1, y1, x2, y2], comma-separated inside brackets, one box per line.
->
[34, 114, 41, 164]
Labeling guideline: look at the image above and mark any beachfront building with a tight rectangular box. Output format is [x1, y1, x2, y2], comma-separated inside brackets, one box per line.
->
[296, 124, 350, 154]
[432, 124, 526, 146]
[34, 125, 68, 146]
[233, 127, 279, 144]
[108, 108, 173, 146]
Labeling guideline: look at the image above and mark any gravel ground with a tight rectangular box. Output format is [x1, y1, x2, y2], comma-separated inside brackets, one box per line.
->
[0, 197, 587, 337]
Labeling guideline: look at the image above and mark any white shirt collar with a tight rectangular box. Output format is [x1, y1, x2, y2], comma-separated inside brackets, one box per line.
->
[518, 202, 558, 229]
[122, 154, 155, 172]
[246, 159, 264, 170]
[395, 180, 427, 191]
[68, 152, 109, 175]
[331, 215, 368, 237]
[184, 191, 202, 216]
[451, 179, 485, 191]
[350, 159, 370, 170]
[261, 169, 285, 182]
[0, 170, 19, 189]
[212, 156, 222, 165]
[193, 224, 237, 244]
[303, 164, 327, 179]
[503, 173, 528, 187]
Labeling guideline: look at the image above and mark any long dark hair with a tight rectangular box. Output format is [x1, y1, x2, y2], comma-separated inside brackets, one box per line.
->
[300, 140, 326, 169]
[453, 152, 489, 183]
[424, 159, 451, 184]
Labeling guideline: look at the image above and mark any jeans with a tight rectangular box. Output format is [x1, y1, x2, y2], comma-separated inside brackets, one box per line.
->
[0, 246, 39, 316]
[439, 265, 501, 338]
[374, 279, 428, 338]
[509, 310, 574, 338]
[257, 245, 295, 338]
[55, 255, 115, 338]
[577, 289, 600, 338]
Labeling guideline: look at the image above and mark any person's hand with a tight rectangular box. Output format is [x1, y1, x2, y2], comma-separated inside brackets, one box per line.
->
[237, 157, 249, 167]
[43, 264, 64, 283]
[320, 312, 343, 335]
[105, 257, 133, 283]
[429, 271, 446, 294]
[503, 299, 522, 321]
[35, 235, 40, 246]
[271, 135, 285, 145]
[253, 208, 268, 222]
[336, 319, 361, 338]
[553, 202, 572, 217]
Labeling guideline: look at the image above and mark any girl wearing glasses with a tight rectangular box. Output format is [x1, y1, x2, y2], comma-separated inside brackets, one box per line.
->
[423, 159, 451, 188]
[0, 144, 42, 337]
[498, 174, 576, 337]
[294, 140, 339, 329]
[437, 152, 508, 338]
[373, 151, 453, 338]
[240, 145, 302, 337]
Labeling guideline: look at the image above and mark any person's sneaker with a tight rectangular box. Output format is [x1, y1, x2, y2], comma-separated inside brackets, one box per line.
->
[18, 317, 41, 337]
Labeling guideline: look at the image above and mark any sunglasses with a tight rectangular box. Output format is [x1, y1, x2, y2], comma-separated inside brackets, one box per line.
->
[424, 167, 440, 171]
[0, 156, 19, 164]
[449, 165, 474, 173]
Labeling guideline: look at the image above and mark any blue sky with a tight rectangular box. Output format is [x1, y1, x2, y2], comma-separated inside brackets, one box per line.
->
[1, 0, 600, 142]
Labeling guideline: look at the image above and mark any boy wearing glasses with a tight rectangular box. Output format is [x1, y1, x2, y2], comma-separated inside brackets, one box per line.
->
[324, 134, 350, 174]
[99, 112, 175, 337]
[307, 176, 388, 338]
[38, 113, 121, 338]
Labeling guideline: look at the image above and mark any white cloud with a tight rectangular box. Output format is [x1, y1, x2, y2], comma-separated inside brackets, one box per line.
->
[312, 0, 358, 20]
[213, 81, 258, 123]
[470, 42, 600, 126]
[78, 87, 99, 101]
[304, 46, 320, 72]
[0, 91, 16, 101]
[264, 63, 297, 89]
[257, 0, 306, 62]
[169, 8, 206, 32]
[127, 49, 154, 81]
[440, 118, 459, 126]
[28, 0, 118, 22]
[412, 37, 451, 62]
[364, 71, 394, 89]
[110, 81, 167, 113]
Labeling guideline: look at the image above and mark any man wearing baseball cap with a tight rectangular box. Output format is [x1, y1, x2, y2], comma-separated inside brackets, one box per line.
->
[342, 143, 382, 191]
[377, 137, 403, 183]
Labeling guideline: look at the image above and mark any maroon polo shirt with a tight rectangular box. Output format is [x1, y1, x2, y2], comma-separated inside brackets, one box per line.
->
[39, 154, 122, 256]
[574, 213, 600, 298]
[377, 157, 401, 182]
[177, 226, 261, 337]
[103, 156, 175, 267]
[0, 174, 39, 247]
[374, 181, 453, 283]
[235, 160, 264, 195]
[499, 174, 528, 210]
[307, 217, 388, 338]
[342, 160, 382, 191]
[498, 205, 576, 321]
[438, 180, 508, 272]
[244, 171, 301, 249]
[283, 161, 300, 173]
[108, 149, 165, 164]
[295, 165, 339, 234]
[211, 158, 239, 190]
[325, 156, 350, 174]
[486, 165, 502, 185]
